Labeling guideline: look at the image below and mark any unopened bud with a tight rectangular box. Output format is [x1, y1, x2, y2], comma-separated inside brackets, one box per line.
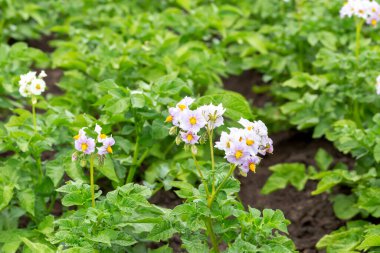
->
[169, 126, 178, 136]
[71, 152, 78, 161]
[184, 144, 190, 151]
[32, 96, 37, 105]
[175, 135, 182, 145]
[191, 145, 198, 155]
[80, 159, 87, 167]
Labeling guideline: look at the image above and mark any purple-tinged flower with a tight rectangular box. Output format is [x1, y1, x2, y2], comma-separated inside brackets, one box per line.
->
[75, 136, 95, 154]
[180, 109, 206, 132]
[97, 137, 116, 155]
[73, 127, 87, 140]
[199, 103, 225, 129]
[241, 155, 261, 175]
[225, 142, 250, 165]
[180, 131, 200, 145]
[95, 124, 107, 143]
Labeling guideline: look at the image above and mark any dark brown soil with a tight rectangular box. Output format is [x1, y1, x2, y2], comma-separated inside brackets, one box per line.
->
[223, 69, 271, 107]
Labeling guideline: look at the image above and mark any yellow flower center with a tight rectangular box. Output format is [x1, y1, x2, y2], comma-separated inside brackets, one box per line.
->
[239, 136, 243, 142]
[373, 8, 376, 12]
[36, 84, 41, 90]
[226, 141, 231, 148]
[81, 143, 88, 151]
[178, 104, 187, 111]
[249, 163, 256, 172]
[187, 134, 193, 141]
[107, 146, 113, 154]
[246, 139, 254, 146]
[247, 126, 253, 131]
[74, 134, 80, 140]
[189, 117, 197, 125]
[165, 115, 173, 123]
[359, 9, 364, 14]
[372, 19, 377, 26]
[100, 133, 107, 139]
[235, 150, 243, 159]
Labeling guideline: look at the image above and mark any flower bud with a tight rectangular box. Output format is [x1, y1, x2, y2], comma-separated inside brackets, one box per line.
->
[72, 152, 78, 161]
[80, 159, 87, 167]
[191, 145, 198, 155]
[169, 126, 178, 136]
[175, 135, 182, 145]
[32, 96, 37, 105]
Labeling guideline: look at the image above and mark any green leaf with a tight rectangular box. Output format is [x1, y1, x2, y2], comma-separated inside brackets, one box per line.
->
[373, 142, 380, 163]
[315, 148, 333, 171]
[148, 220, 176, 242]
[261, 163, 308, 194]
[21, 237, 55, 253]
[17, 189, 35, 216]
[38, 215, 54, 236]
[357, 235, 380, 250]
[312, 172, 342, 195]
[333, 194, 360, 220]
[197, 89, 253, 120]
[0, 184, 14, 211]
[130, 93, 145, 108]
[45, 159, 65, 187]
[97, 157, 119, 183]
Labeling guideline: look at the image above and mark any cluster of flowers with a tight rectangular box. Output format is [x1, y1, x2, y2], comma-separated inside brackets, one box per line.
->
[72, 124, 115, 160]
[215, 119, 273, 176]
[19, 71, 47, 97]
[166, 97, 273, 175]
[340, 0, 380, 26]
[165, 97, 225, 145]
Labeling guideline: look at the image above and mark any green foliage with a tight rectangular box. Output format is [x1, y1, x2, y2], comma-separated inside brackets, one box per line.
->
[261, 163, 309, 194]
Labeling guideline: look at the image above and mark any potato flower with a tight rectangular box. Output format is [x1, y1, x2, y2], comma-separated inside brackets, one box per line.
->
[166, 97, 225, 149]
[97, 137, 115, 155]
[165, 96, 195, 126]
[73, 124, 116, 156]
[75, 136, 96, 154]
[180, 109, 207, 132]
[340, 0, 380, 26]
[18, 71, 47, 97]
[199, 103, 226, 129]
[180, 131, 200, 145]
[215, 118, 273, 175]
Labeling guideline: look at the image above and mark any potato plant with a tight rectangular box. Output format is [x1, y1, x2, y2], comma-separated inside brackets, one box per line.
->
[2, 0, 380, 252]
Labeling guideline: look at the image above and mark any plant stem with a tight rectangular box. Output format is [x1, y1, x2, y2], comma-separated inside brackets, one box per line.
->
[31, 97, 37, 133]
[36, 155, 43, 180]
[207, 164, 236, 207]
[355, 19, 363, 60]
[205, 218, 219, 253]
[353, 19, 364, 128]
[191, 152, 210, 197]
[89, 154, 95, 207]
[208, 128, 216, 193]
[126, 134, 140, 183]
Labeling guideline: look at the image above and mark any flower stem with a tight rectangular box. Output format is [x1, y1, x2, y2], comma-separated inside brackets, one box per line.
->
[31, 97, 37, 133]
[355, 19, 363, 60]
[126, 134, 140, 183]
[208, 128, 216, 193]
[89, 154, 95, 207]
[207, 164, 236, 207]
